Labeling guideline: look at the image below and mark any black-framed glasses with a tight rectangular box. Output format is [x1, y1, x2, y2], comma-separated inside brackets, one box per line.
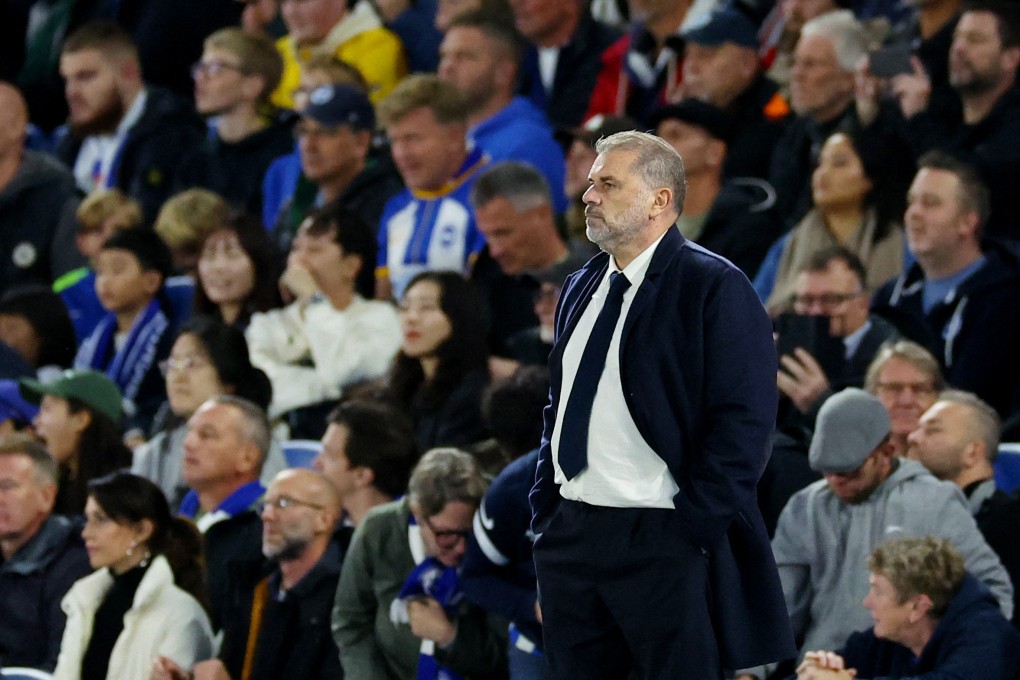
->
[191, 60, 247, 80]
[423, 516, 471, 549]
[258, 496, 325, 514]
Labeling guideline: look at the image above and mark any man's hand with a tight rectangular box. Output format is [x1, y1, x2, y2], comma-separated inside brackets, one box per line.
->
[890, 56, 931, 119]
[778, 348, 831, 413]
[796, 650, 856, 679]
[854, 55, 883, 126]
[150, 656, 189, 680]
[279, 257, 318, 305]
[407, 597, 457, 646]
[192, 659, 233, 680]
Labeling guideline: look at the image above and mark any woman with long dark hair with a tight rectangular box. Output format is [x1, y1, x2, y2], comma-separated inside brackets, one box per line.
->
[755, 126, 911, 312]
[20, 370, 132, 516]
[53, 471, 214, 679]
[194, 214, 283, 329]
[132, 315, 284, 508]
[388, 271, 491, 453]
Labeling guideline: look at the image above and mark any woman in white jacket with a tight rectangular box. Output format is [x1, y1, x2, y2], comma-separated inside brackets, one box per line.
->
[54, 472, 215, 680]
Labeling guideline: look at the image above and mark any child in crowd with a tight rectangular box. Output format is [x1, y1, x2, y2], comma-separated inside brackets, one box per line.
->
[54, 189, 143, 343]
[73, 229, 178, 437]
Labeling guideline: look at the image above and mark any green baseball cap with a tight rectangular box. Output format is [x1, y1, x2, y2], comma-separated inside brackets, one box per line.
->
[19, 369, 123, 423]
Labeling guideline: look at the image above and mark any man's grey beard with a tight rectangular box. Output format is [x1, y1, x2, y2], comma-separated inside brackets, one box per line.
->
[263, 536, 311, 562]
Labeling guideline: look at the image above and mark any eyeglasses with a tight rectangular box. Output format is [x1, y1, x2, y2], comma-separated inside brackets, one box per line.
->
[874, 381, 937, 397]
[423, 516, 471, 549]
[789, 291, 864, 311]
[191, 60, 246, 80]
[258, 496, 325, 514]
[159, 355, 211, 376]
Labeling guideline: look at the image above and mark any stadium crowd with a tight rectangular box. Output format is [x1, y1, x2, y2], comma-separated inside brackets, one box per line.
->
[2, 0, 1020, 676]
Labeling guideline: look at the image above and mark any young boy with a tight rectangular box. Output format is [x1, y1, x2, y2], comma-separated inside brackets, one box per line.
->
[54, 189, 143, 344]
[73, 229, 176, 435]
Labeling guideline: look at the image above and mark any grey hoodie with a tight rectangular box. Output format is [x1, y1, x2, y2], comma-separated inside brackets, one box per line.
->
[774, 457, 1013, 656]
[0, 150, 82, 293]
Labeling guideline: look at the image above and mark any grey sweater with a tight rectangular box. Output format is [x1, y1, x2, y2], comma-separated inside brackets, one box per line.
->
[738, 458, 1013, 678]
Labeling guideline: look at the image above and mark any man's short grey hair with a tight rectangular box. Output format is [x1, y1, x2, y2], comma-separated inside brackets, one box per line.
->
[865, 341, 945, 395]
[935, 389, 1002, 462]
[470, 161, 552, 212]
[0, 433, 58, 486]
[594, 130, 687, 215]
[800, 9, 869, 72]
[408, 448, 487, 518]
[212, 395, 271, 469]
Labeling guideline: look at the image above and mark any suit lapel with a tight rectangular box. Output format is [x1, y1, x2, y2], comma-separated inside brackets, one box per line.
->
[620, 228, 685, 348]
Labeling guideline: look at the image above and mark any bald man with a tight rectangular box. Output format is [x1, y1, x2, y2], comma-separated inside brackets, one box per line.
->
[0, 82, 83, 296]
[156, 469, 347, 680]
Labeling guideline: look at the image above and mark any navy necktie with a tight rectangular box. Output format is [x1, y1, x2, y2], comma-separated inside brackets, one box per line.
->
[558, 271, 632, 480]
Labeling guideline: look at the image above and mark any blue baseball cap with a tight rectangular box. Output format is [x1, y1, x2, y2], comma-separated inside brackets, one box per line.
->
[0, 379, 39, 425]
[681, 7, 759, 49]
[303, 84, 376, 131]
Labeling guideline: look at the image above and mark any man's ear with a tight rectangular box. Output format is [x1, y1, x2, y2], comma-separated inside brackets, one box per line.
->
[649, 186, 674, 220]
[352, 464, 376, 489]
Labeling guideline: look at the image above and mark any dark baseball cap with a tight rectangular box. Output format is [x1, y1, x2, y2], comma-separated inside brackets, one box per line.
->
[303, 84, 375, 131]
[648, 99, 736, 144]
[20, 369, 123, 423]
[681, 6, 759, 49]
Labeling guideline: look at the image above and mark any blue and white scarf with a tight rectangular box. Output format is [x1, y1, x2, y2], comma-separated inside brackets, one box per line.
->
[74, 298, 168, 417]
[391, 556, 466, 680]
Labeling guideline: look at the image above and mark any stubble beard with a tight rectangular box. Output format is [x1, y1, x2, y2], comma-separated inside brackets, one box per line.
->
[69, 90, 127, 139]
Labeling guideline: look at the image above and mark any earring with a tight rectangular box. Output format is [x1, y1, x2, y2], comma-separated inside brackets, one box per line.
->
[139, 549, 152, 568]
[126, 540, 137, 557]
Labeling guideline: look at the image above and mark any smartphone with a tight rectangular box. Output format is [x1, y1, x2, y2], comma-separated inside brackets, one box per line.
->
[774, 313, 846, 379]
[869, 45, 913, 78]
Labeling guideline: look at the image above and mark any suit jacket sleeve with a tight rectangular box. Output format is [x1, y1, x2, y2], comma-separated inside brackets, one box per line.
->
[673, 265, 779, 550]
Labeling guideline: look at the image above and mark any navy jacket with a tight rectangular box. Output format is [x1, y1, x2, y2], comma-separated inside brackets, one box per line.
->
[462, 450, 543, 650]
[0, 516, 91, 670]
[55, 86, 205, 225]
[842, 574, 1020, 679]
[871, 246, 1020, 422]
[530, 227, 796, 669]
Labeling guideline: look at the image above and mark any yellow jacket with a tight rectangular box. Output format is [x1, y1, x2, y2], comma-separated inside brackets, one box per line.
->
[273, 0, 407, 108]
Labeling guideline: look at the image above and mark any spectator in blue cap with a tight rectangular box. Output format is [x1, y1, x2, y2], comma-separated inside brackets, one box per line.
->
[270, 82, 403, 256]
[0, 379, 39, 434]
[680, 4, 792, 180]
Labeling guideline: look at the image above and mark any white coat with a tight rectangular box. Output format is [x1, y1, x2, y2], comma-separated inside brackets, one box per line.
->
[53, 555, 214, 679]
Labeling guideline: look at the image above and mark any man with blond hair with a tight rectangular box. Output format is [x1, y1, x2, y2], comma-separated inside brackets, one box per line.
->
[864, 340, 944, 456]
[374, 74, 489, 300]
[175, 28, 295, 214]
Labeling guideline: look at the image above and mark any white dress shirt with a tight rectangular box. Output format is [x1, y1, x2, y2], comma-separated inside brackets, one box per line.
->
[552, 231, 679, 508]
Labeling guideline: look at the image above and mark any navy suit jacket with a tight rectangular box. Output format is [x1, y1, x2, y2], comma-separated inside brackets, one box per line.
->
[530, 227, 796, 669]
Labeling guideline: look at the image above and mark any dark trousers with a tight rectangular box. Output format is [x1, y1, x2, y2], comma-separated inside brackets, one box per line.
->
[533, 501, 723, 680]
